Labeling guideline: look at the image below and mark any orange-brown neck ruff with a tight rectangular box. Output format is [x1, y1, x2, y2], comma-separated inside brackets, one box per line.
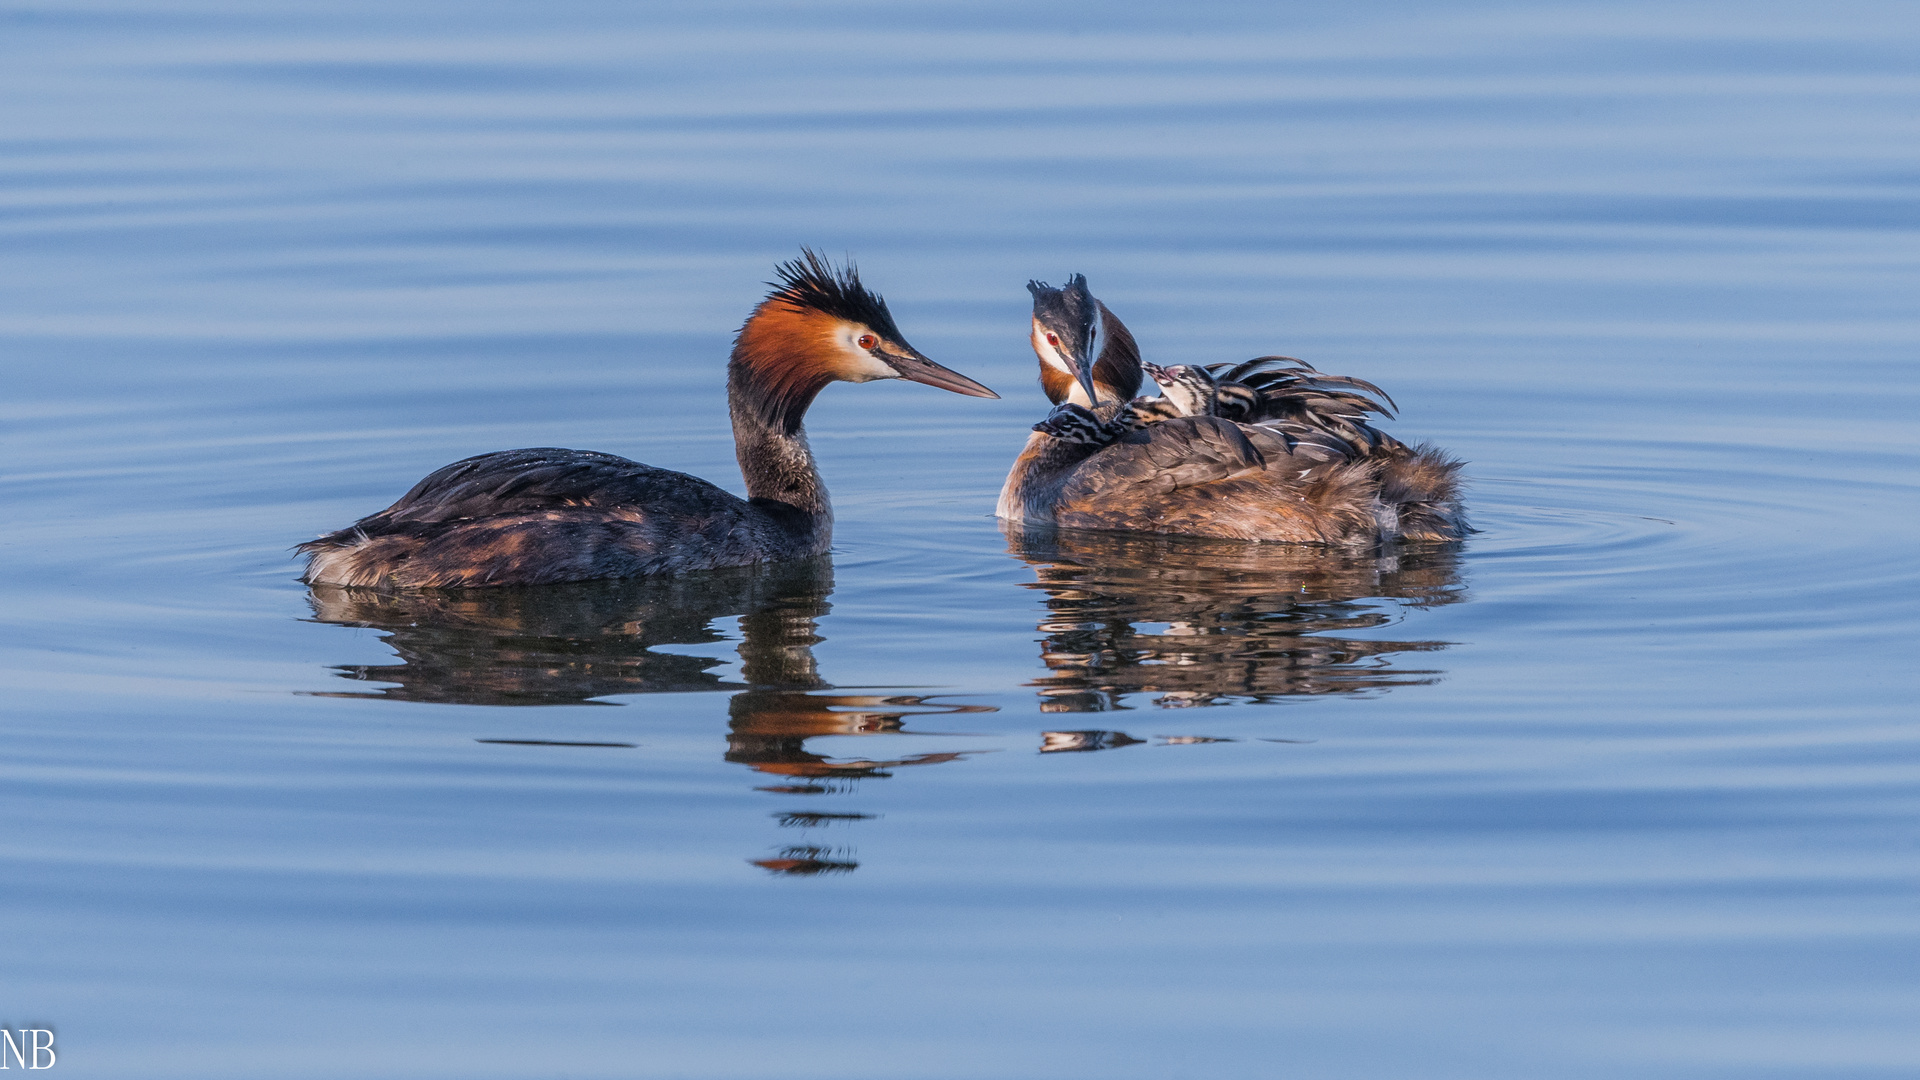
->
[730, 300, 842, 434]
[1038, 362, 1076, 405]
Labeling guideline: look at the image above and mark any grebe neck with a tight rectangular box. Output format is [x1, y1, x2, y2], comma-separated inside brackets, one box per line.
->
[727, 334, 833, 536]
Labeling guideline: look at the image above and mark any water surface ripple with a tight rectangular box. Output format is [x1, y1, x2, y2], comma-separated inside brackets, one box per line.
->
[2, 2, 1918, 1078]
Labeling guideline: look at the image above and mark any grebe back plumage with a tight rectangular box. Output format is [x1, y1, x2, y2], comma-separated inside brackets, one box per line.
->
[300, 252, 997, 588]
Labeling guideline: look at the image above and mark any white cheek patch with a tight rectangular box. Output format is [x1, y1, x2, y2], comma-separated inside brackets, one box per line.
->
[838, 329, 900, 382]
[1032, 325, 1075, 375]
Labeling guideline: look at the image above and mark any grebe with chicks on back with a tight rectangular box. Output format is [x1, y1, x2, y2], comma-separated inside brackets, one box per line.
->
[999, 274, 1467, 545]
[300, 252, 998, 588]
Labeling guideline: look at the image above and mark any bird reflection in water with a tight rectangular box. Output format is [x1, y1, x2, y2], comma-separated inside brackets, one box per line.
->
[303, 558, 993, 875]
[1003, 524, 1465, 722]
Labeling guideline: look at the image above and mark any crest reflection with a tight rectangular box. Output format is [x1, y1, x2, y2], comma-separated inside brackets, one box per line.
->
[1003, 524, 1465, 713]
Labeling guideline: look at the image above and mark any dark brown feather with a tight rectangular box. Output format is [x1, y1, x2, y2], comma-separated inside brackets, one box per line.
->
[300, 253, 960, 588]
[294, 449, 796, 587]
[1004, 277, 1468, 545]
[1006, 372, 1467, 546]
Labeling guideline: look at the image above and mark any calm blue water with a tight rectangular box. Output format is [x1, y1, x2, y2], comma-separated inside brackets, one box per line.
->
[4, 2, 1919, 1076]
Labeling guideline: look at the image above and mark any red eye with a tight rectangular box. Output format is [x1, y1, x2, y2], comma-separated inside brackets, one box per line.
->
[1046, 333, 1060, 347]
[857, 334, 878, 350]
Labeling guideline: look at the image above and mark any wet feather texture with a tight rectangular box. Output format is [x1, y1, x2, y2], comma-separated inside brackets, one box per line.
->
[299, 255, 992, 586]
[7, 2, 1920, 1076]
[1003, 281, 1466, 544]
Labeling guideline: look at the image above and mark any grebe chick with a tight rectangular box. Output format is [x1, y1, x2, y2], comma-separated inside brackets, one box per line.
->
[999, 276, 1467, 546]
[1142, 363, 1257, 422]
[1147, 357, 1404, 458]
[301, 252, 998, 588]
[1028, 399, 1150, 446]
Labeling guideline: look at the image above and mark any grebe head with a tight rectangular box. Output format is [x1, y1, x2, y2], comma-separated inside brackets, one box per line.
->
[1027, 274, 1104, 407]
[1142, 362, 1216, 417]
[734, 250, 997, 431]
[1031, 402, 1107, 445]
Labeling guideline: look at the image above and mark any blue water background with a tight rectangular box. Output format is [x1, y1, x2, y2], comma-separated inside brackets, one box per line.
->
[2, 2, 1918, 1076]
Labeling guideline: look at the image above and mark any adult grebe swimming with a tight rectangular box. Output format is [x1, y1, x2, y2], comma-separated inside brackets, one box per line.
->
[998, 275, 1466, 545]
[300, 252, 998, 587]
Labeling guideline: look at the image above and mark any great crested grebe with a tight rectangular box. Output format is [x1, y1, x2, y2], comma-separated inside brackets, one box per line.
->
[997, 275, 1466, 545]
[300, 252, 998, 587]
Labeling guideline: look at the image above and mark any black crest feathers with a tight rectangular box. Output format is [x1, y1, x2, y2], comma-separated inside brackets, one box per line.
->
[1026, 273, 1094, 335]
[768, 249, 904, 340]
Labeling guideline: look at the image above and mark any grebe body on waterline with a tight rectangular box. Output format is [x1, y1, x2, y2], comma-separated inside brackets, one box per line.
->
[998, 275, 1465, 545]
[300, 253, 997, 587]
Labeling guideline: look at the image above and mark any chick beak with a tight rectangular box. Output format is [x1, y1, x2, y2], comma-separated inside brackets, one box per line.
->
[881, 345, 1000, 399]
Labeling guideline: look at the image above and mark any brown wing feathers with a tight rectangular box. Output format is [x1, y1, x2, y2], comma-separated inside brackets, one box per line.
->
[1038, 351, 1466, 544]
